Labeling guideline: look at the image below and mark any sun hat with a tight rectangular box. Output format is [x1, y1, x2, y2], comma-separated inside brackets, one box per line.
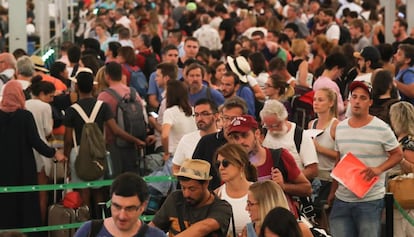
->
[30, 55, 49, 73]
[174, 159, 212, 181]
[68, 67, 97, 85]
[227, 56, 251, 83]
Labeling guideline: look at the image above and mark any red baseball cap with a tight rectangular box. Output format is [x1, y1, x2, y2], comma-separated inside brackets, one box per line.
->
[227, 115, 258, 135]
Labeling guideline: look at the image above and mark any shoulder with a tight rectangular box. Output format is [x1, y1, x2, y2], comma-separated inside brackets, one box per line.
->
[145, 225, 166, 237]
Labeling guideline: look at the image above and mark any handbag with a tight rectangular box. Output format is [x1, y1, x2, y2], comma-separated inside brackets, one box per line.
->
[387, 173, 414, 209]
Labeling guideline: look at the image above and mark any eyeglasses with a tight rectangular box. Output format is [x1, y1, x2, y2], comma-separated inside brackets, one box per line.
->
[246, 200, 259, 207]
[262, 121, 283, 129]
[221, 115, 238, 123]
[215, 159, 231, 168]
[193, 112, 214, 118]
[111, 201, 141, 213]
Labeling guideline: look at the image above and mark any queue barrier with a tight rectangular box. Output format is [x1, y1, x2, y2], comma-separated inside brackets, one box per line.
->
[0, 175, 175, 233]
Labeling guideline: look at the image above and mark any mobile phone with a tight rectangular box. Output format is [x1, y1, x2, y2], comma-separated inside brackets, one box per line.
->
[149, 111, 159, 118]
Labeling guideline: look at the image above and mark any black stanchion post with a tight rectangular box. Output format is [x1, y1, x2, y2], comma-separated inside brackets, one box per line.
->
[385, 192, 394, 237]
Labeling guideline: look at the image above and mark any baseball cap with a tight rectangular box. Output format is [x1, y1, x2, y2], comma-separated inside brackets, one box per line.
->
[349, 81, 372, 98]
[227, 115, 258, 135]
[353, 46, 380, 62]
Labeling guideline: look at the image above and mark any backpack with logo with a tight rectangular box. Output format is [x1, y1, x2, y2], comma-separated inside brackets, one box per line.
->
[71, 101, 107, 181]
[105, 87, 147, 148]
[124, 64, 148, 100]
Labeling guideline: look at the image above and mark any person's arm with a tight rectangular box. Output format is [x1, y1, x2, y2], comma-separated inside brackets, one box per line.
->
[63, 126, 73, 158]
[297, 60, 310, 88]
[105, 118, 146, 147]
[219, 30, 225, 41]
[327, 151, 340, 206]
[161, 123, 172, 160]
[313, 119, 339, 160]
[283, 172, 312, 197]
[252, 84, 266, 101]
[148, 94, 160, 109]
[175, 218, 221, 237]
[395, 79, 414, 98]
[302, 163, 318, 180]
[401, 149, 414, 173]
[361, 146, 403, 181]
[148, 116, 162, 132]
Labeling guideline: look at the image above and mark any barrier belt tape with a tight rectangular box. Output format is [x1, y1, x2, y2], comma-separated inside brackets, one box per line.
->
[0, 175, 175, 233]
[394, 199, 414, 227]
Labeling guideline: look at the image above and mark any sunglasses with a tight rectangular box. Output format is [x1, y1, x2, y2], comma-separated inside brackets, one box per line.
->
[215, 159, 231, 168]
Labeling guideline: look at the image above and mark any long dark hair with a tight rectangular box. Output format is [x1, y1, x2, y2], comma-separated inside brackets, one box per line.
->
[166, 80, 192, 116]
[259, 207, 302, 237]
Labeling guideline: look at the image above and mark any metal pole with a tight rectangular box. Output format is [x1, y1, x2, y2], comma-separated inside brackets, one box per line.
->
[385, 192, 394, 237]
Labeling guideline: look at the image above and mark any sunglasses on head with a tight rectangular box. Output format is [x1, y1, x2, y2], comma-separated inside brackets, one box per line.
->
[215, 159, 231, 168]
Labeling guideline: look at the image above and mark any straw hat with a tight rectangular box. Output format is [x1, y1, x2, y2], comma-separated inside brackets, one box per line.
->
[227, 56, 251, 83]
[30, 55, 49, 73]
[174, 159, 212, 181]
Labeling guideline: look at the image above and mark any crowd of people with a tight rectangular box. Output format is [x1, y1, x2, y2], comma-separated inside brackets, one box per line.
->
[1, 0, 414, 236]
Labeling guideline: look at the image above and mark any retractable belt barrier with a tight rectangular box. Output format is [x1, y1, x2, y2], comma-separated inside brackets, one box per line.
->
[0, 176, 175, 233]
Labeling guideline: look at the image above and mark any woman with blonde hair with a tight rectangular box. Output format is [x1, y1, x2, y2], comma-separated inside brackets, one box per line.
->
[389, 101, 414, 237]
[214, 143, 257, 236]
[287, 39, 312, 88]
[308, 87, 339, 229]
[242, 180, 312, 237]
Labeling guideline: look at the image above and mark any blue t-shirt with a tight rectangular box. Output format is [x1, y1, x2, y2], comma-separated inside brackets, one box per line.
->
[189, 86, 225, 107]
[74, 220, 166, 237]
[236, 85, 255, 116]
[396, 67, 414, 105]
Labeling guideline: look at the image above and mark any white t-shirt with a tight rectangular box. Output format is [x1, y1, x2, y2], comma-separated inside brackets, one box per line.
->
[172, 130, 201, 166]
[326, 24, 340, 42]
[163, 105, 197, 153]
[262, 122, 318, 169]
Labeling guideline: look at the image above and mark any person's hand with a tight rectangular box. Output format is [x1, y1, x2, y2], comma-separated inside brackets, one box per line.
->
[271, 167, 285, 189]
[360, 167, 381, 181]
[163, 152, 171, 161]
[327, 191, 335, 207]
[145, 135, 156, 145]
[135, 139, 146, 148]
[400, 159, 413, 174]
[54, 149, 66, 162]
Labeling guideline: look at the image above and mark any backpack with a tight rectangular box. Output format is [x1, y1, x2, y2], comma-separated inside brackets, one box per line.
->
[71, 101, 107, 181]
[88, 219, 149, 237]
[328, 24, 351, 45]
[105, 87, 147, 148]
[125, 64, 148, 100]
[0, 74, 10, 84]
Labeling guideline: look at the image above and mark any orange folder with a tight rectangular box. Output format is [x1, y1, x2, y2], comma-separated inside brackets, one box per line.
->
[331, 152, 379, 198]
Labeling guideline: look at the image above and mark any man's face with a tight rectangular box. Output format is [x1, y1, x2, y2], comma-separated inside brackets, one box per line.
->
[262, 115, 288, 137]
[111, 194, 145, 232]
[155, 69, 168, 89]
[251, 35, 265, 49]
[194, 103, 217, 131]
[180, 179, 208, 206]
[357, 57, 368, 73]
[131, 36, 143, 50]
[392, 21, 402, 38]
[318, 11, 329, 25]
[349, 25, 359, 38]
[163, 49, 179, 64]
[283, 28, 296, 40]
[184, 40, 199, 58]
[186, 68, 203, 92]
[220, 75, 238, 98]
[350, 87, 372, 118]
[228, 130, 259, 154]
[394, 48, 408, 68]
[221, 107, 244, 136]
[167, 33, 179, 45]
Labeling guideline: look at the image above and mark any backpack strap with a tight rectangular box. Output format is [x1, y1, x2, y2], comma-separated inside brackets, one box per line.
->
[105, 88, 123, 103]
[136, 221, 149, 237]
[88, 219, 104, 237]
[71, 101, 103, 153]
[270, 148, 288, 181]
[293, 125, 303, 154]
[398, 68, 414, 83]
[311, 119, 318, 129]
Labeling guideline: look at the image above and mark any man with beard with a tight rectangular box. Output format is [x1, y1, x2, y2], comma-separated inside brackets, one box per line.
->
[391, 18, 414, 53]
[344, 46, 383, 117]
[172, 98, 219, 173]
[185, 63, 224, 107]
[318, 8, 340, 46]
[394, 44, 414, 105]
[150, 159, 232, 237]
[227, 115, 311, 216]
[261, 100, 319, 181]
[220, 71, 255, 116]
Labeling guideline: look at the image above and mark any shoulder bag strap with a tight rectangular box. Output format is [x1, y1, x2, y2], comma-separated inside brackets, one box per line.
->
[176, 203, 186, 232]
[293, 125, 303, 153]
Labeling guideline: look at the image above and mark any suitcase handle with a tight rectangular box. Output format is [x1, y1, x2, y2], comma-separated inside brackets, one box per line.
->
[53, 160, 68, 203]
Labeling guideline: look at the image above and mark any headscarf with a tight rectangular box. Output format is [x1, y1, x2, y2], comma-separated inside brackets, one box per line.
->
[0, 80, 25, 112]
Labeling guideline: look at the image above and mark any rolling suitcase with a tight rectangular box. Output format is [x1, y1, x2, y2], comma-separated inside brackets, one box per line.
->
[48, 161, 90, 237]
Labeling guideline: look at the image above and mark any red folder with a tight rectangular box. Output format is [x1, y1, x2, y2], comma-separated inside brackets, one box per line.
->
[331, 152, 379, 198]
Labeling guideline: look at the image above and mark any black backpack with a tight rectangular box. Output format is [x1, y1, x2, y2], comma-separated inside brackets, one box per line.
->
[106, 87, 147, 147]
[338, 25, 351, 45]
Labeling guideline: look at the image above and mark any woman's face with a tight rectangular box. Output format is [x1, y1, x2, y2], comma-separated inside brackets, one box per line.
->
[263, 78, 279, 99]
[313, 90, 333, 114]
[39, 92, 55, 103]
[216, 154, 241, 183]
[246, 191, 260, 222]
[215, 64, 226, 81]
